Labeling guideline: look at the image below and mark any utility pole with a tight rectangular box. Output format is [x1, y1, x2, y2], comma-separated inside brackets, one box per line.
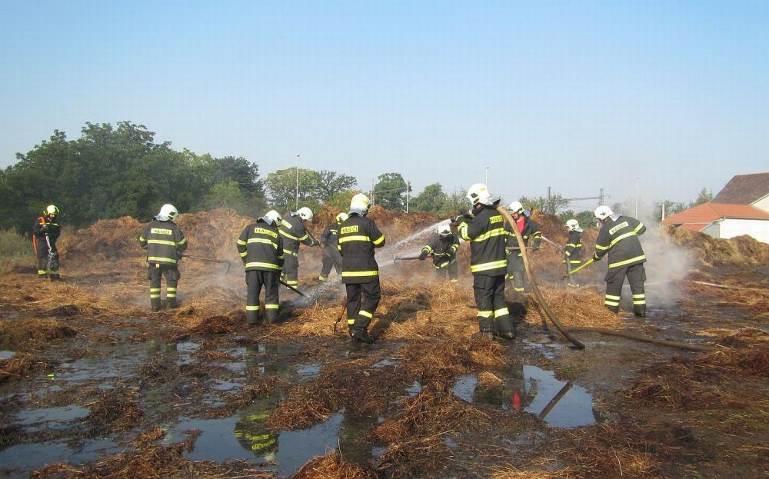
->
[599, 188, 604, 206]
[547, 186, 552, 214]
[661, 202, 666, 221]
[406, 180, 410, 213]
[484, 166, 489, 187]
[295, 154, 300, 211]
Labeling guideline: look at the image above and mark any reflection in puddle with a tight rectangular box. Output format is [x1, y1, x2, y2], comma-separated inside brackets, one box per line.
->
[524, 365, 595, 428]
[372, 358, 398, 369]
[0, 439, 119, 476]
[450, 366, 596, 429]
[15, 406, 90, 432]
[406, 380, 422, 397]
[451, 374, 478, 403]
[295, 363, 320, 380]
[0, 350, 16, 361]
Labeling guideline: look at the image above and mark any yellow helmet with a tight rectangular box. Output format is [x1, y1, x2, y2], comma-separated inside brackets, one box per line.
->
[44, 205, 60, 217]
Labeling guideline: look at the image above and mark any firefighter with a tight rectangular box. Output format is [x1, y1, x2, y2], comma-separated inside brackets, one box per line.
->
[504, 201, 541, 294]
[418, 223, 460, 282]
[564, 219, 583, 287]
[138, 204, 187, 311]
[339, 193, 385, 344]
[32, 205, 62, 280]
[278, 206, 318, 287]
[592, 205, 647, 317]
[318, 212, 348, 281]
[456, 184, 514, 340]
[237, 210, 284, 325]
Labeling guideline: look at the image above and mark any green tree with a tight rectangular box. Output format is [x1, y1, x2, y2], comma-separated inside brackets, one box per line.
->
[374, 173, 409, 210]
[265, 168, 321, 210]
[654, 200, 687, 222]
[411, 183, 448, 213]
[691, 188, 712, 206]
[314, 170, 357, 202]
[519, 194, 568, 215]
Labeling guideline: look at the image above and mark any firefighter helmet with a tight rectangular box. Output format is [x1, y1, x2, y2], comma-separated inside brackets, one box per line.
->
[508, 201, 524, 214]
[594, 205, 614, 221]
[262, 210, 282, 226]
[44, 204, 59, 217]
[350, 193, 370, 214]
[296, 206, 313, 221]
[566, 219, 582, 231]
[335, 212, 349, 223]
[466, 183, 492, 206]
[437, 224, 451, 236]
[157, 204, 179, 222]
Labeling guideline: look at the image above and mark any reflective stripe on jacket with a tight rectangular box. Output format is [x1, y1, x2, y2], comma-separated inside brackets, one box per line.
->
[139, 220, 187, 265]
[279, 215, 313, 254]
[593, 215, 646, 269]
[457, 205, 507, 276]
[338, 213, 385, 283]
[237, 220, 284, 271]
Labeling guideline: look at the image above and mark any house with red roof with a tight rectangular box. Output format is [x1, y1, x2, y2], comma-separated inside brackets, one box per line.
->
[663, 173, 769, 243]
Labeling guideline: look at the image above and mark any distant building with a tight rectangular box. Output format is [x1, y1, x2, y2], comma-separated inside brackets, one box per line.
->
[663, 173, 769, 243]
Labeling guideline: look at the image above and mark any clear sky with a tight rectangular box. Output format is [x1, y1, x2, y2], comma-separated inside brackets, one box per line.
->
[1, 1, 767, 207]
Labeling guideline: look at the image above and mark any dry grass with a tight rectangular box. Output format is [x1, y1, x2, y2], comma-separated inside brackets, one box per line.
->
[86, 387, 143, 436]
[292, 453, 375, 479]
[0, 318, 77, 350]
[0, 352, 49, 383]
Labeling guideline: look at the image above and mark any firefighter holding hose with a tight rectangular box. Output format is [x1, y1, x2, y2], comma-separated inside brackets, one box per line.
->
[138, 204, 187, 311]
[32, 204, 62, 280]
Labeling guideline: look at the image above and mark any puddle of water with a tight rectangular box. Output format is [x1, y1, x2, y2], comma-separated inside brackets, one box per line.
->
[523, 365, 595, 428]
[211, 380, 243, 392]
[406, 380, 422, 397]
[176, 340, 201, 366]
[295, 363, 320, 380]
[451, 374, 478, 403]
[54, 342, 148, 384]
[276, 413, 343, 477]
[372, 358, 398, 369]
[0, 438, 119, 476]
[0, 350, 15, 361]
[15, 405, 90, 432]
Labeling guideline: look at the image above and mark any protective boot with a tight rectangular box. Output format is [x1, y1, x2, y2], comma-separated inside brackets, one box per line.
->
[351, 317, 374, 344]
[495, 316, 516, 340]
[49, 273, 61, 281]
[265, 309, 279, 325]
[477, 317, 494, 340]
[246, 310, 260, 326]
[150, 298, 162, 312]
[166, 298, 177, 309]
[633, 304, 646, 318]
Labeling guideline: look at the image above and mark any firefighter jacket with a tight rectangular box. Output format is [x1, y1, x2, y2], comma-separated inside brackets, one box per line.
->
[457, 204, 507, 276]
[564, 230, 583, 260]
[237, 219, 284, 272]
[421, 234, 460, 268]
[320, 223, 341, 251]
[139, 220, 187, 266]
[33, 215, 61, 251]
[338, 213, 385, 284]
[279, 214, 314, 257]
[593, 215, 646, 269]
[505, 216, 542, 251]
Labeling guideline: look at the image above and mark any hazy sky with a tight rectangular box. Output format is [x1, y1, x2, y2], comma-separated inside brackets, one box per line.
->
[1, 1, 767, 207]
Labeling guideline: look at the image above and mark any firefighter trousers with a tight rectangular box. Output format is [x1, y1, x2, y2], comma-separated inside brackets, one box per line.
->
[33, 237, 59, 279]
[319, 247, 342, 281]
[604, 263, 646, 317]
[282, 253, 299, 286]
[435, 260, 458, 281]
[246, 270, 280, 325]
[148, 264, 179, 311]
[506, 251, 526, 293]
[345, 279, 381, 334]
[473, 274, 514, 337]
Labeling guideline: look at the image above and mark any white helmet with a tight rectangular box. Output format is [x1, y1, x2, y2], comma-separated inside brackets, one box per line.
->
[508, 201, 524, 214]
[157, 203, 179, 222]
[350, 193, 370, 214]
[296, 206, 313, 221]
[335, 212, 349, 223]
[566, 219, 582, 232]
[594, 205, 614, 221]
[262, 209, 282, 226]
[466, 183, 492, 206]
[437, 224, 451, 236]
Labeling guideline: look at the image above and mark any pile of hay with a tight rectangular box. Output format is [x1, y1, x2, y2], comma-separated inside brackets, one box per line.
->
[668, 227, 769, 266]
[292, 453, 374, 479]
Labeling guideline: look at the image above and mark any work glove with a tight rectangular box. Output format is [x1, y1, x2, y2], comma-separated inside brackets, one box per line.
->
[418, 251, 428, 260]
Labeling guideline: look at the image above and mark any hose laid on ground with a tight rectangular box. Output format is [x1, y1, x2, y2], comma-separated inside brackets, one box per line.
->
[564, 327, 713, 352]
[496, 207, 586, 350]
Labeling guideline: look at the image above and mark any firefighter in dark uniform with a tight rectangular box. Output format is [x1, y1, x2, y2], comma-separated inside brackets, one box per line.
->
[32, 204, 62, 280]
[504, 201, 541, 294]
[592, 205, 647, 317]
[278, 206, 318, 287]
[318, 212, 348, 281]
[419, 223, 460, 282]
[138, 204, 187, 311]
[564, 219, 583, 288]
[457, 184, 515, 340]
[237, 210, 284, 325]
[339, 193, 385, 344]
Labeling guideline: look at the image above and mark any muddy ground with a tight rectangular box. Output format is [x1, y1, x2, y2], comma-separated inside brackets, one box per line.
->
[1, 209, 768, 478]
